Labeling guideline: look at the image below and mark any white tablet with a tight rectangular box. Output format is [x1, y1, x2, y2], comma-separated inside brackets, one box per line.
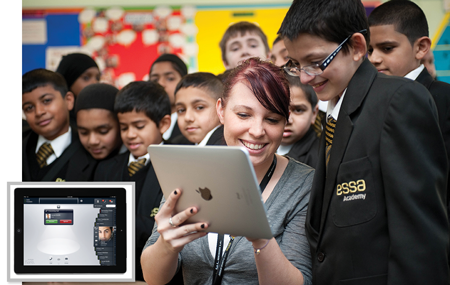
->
[147, 145, 273, 239]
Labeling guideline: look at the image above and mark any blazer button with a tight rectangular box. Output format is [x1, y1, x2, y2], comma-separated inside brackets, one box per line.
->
[317, 252, 325, 262]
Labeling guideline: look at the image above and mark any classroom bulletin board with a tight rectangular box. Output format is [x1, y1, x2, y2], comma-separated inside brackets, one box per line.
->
[22, 3, 380, 89]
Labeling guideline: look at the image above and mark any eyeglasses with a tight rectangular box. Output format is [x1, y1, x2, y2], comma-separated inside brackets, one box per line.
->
[283, 29, 367, 77]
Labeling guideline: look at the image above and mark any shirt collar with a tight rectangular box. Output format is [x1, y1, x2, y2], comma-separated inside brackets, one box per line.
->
[36, 126, 72, 158]
[404, 64, 425, 81]
[127, 141, 164, 165]
[326, 88, 347, 121]
[197, 125, 220, 146]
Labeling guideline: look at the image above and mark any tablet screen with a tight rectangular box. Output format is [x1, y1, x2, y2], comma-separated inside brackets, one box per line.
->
[15, 188, 126, 274]
[23, 196, 117, 266]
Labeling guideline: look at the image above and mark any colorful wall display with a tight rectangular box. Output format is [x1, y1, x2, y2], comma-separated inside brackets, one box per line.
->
[22, 3, 381, 88]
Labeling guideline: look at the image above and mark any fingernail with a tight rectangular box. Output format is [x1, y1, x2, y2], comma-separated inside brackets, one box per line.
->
[201, 224, 205, 229]
[190, 208, 193, 214]
[174, 190, 178, 195]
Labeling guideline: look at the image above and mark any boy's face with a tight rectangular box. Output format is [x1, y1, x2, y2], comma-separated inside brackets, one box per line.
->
[149, 62, 182, 110]
[368, 24, 419, 77]
[270, 40, 289, 67]
[284, 33, 361, 102]
[175, 87, 220, 144]
[118, 110, 170, 158]
[281, 86, 318, 146]
[70, 67, 100, 97]
[22, 85, 74, 140]
[77, 109, 122, 160]
[224, 32, 268, 69]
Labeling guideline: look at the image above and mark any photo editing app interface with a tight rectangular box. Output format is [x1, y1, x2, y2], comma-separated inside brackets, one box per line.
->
[23, 196, 117, 266]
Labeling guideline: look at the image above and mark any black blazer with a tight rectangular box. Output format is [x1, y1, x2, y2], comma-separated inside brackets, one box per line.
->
[94, 151, 163, 282]
[416, 68, 450, 212]
[22, 129, 98, 181]
[285, 127, 319, 168]
[206, 125, 226, 146]
[306, 59, 449, 284]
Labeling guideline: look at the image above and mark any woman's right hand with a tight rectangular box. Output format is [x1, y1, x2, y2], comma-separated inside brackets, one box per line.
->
[154, 188, 208, 254]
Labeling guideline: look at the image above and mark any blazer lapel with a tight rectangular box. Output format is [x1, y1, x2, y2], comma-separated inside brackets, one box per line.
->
[318, 59, 378, 234]
[415, 68, 433, 89]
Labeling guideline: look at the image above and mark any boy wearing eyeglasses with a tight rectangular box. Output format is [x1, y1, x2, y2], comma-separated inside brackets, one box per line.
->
[279, 0, 449, 284]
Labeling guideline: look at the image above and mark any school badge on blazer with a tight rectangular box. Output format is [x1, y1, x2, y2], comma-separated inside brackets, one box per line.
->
[331, 156, 376, 227]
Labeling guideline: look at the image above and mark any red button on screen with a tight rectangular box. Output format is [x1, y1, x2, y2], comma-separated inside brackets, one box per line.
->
[60, 220, 72, 224]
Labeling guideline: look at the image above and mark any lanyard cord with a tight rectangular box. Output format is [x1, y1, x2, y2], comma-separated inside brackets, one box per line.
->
[212, 155, 277, 285]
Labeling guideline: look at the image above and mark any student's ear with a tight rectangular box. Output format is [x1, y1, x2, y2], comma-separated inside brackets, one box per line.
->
[216, 98, 225, 124]
[311, 104, 319, 125]
[414, 36, 431, 61]
[350, 32, 367, 62]
[64, 91, 75, 111]
[158, 114, 171, 135]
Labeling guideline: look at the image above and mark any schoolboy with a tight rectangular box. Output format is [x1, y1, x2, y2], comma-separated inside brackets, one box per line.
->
[75, 83, 124, 161]
[149, 54, 188, 142]
[368, 0, 450, 212]
[219, 21, 270, 70]
[277, 73, 319, 168]
[173, 72, 225, 146]
[94, 80, 171, 282]
[22, 68, 97, 181]
[279, 0, 449, 284]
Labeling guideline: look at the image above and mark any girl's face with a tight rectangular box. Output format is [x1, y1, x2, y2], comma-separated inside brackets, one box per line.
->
[149, 62, 183, 109]
[217, 82, 286, 169]
[70, 67, 101, 97]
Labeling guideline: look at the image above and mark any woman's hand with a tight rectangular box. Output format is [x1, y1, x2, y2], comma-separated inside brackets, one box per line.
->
[155, 188, 208, 254]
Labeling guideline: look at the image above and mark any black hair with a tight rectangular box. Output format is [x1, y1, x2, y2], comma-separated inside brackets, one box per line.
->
[285, 72, 318, 108]
[368, 1, 428, 45]
[114, 81, 171, 127]
[22, 68, 68, 97]
[278, 0, 370, 54]
[150, 54, 188, 77]
[174, 72, 224, 101]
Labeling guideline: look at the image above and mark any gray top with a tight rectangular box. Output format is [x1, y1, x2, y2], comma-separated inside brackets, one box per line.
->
[144, 158, 314, 285]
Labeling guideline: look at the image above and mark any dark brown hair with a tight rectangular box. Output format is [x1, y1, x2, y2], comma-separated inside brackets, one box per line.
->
[222, 57, 290, 122]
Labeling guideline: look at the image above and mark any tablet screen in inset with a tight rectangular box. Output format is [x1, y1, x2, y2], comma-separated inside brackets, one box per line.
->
[15, 188, 126, 274]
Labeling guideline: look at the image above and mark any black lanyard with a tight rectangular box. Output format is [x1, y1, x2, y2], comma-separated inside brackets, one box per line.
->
[212, 155, 277, 285]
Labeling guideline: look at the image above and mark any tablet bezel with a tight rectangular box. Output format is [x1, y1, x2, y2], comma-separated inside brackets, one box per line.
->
[14, 187, 126, 274]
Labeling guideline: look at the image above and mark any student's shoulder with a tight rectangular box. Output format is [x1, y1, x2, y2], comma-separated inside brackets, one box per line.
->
[97, 151, 129, 170]
[370, 72, 432, 105]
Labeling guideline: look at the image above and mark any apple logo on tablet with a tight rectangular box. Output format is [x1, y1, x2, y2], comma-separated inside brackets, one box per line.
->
[196, 187, 213, 201]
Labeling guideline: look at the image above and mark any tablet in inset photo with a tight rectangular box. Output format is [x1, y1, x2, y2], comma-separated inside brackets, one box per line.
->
[13, 187, 127, 275]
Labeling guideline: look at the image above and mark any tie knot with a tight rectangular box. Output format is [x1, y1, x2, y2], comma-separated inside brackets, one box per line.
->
[36, 142, 54, 168]
[128, 158, 147, 176]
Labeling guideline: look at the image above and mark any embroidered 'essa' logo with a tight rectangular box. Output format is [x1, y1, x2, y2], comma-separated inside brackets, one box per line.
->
[336, 179, 366, 195]
[55, 178, 65, 182]
[150, 207, 159, 218]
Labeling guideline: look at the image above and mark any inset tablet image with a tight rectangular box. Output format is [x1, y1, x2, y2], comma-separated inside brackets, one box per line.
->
[12, 186, 128, 276]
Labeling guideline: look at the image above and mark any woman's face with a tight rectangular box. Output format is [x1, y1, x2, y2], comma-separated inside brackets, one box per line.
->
[217, 82, 286, 169]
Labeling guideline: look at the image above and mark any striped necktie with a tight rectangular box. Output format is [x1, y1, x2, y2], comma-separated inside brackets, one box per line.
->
[325, 117, 336, 167]
[128, 158, 147, 177]
[36, 142, 54, 168]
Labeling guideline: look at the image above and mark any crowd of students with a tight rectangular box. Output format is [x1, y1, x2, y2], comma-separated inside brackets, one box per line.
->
[22, 0, 450, 284]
